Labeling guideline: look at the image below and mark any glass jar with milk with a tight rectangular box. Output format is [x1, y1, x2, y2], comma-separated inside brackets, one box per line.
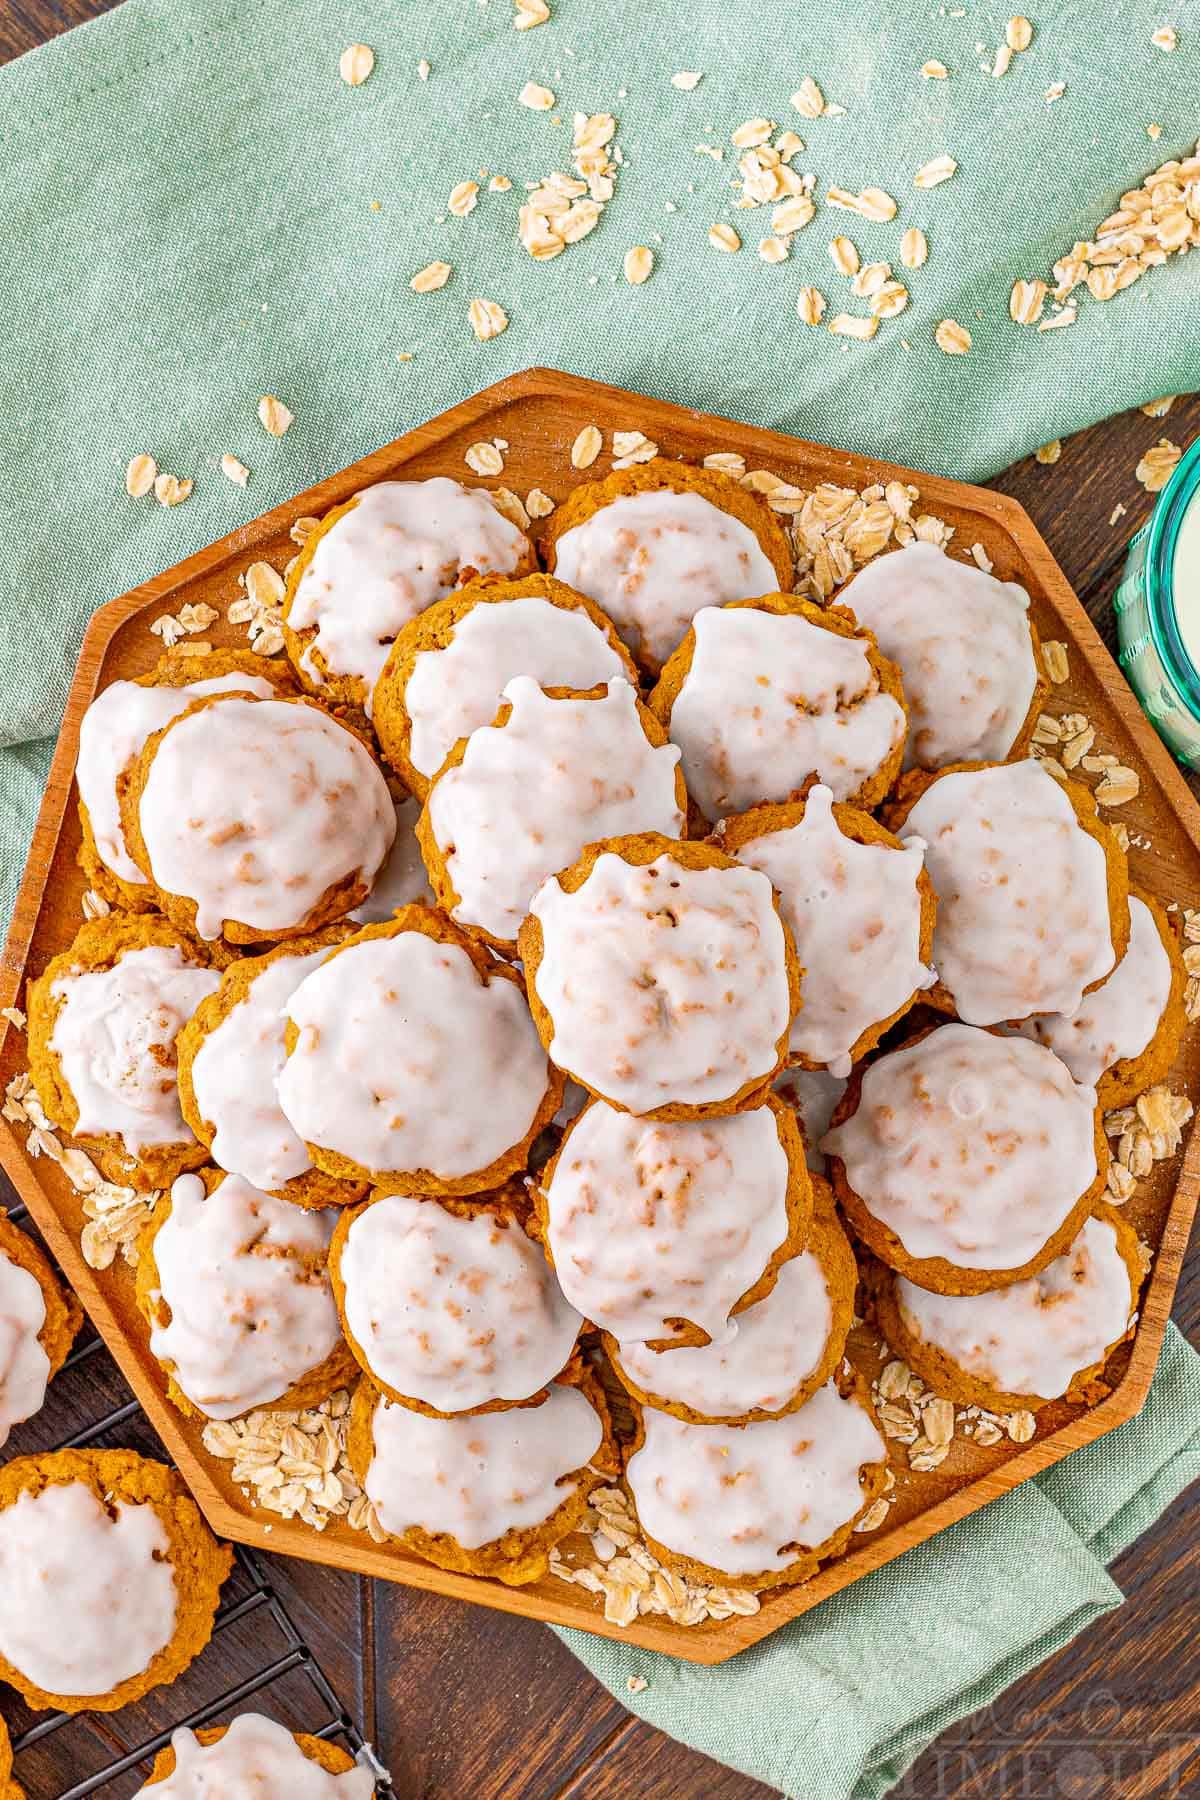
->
[1116, 436, 1200, 768]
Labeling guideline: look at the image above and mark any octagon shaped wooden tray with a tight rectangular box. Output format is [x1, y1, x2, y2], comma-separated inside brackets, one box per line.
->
[1, 368, 1197, 1666]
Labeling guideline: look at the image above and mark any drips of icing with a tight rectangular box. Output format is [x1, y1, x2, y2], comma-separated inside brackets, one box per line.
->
[190, 948, 334, 1188]
[823, 1023, 1099, 1270]
[135, 1714, 375, 1798]
[896, 1215, 1133, 1399]
[903, 759, 1116, 1025]
[552, 489, 778, 668]
[668, 607, 907, 817]
[150, 1173, 342, 1420]
[773, 1067, 847, 1171]
[838, 542, 1038, 769]
[1011, 896, 1172, 1086]
[339, 1195, 582, 1409]
[0, 1252, 49, 1449]
[428, 677, 683, 943]
[733, 786, 933, 1074]
[543, 1100, 791, 1344]
[77, 672, 276, 887]
[0, 1481, 177, 1695]
[615, 1248, 833, 1415]
[349, 795, 432, 923]
[290, 480, 528, 703]
[277, 932, 550, 1179]
[137, 698, 396, 939]
[529, 852, 791, 1111]
[405, 593, 627, 779]
[626, 1380, 885, 1574]
[50, 945, 220, 1153]
[365, 1383, 602, 1548]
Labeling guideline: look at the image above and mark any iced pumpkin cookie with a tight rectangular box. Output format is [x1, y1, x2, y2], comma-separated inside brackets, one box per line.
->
[605, 1177, 856, 1422]
[824, 1022, 1108, 1293]
[75, 650, 296, 912]
[177, 931, 365, 1208]
[138, 1715, 375, 1796]
[888, 758, 1130, 1026]
[348, 789, 433, 923]
[543, 461, 792, 676]
[871, 1204, 1141, 1413]
[0, 1213, 82, 1451]
[136, 1169, 354, 1422]
[1008, 889, 1186, 1108]
[26, 915, 222, 1189]
[419, 676, 686, 953]
[277, 908, 562, 1196]
[0, 1448, 231, 1713]
[372, 571, 637, 795]
[648, 596, 908, 821]
[118, 691, 396, 944]
[623, 1367, 888, 1591]
[536, 1094, 811, 1349]
[283, 478, 536, 710]
[330, 1188, 581, 1415]
[346, 1361, 616, 1585]
[835, 541, 1046, 769]
[518, 834, 800, 1118]
[715, 784, 936, 1075]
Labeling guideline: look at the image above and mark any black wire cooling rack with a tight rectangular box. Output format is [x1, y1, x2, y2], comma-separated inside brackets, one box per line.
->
[1, 1201, 395, 1800]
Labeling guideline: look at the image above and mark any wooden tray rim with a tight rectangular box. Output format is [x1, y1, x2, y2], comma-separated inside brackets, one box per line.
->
[0, 365, 1197, 1666]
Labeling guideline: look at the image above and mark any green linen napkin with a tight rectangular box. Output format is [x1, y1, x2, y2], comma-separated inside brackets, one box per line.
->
[556, 1326, 1200, 1799]
[0, 8, 1197, 1795]
[1, 0, 1198, 927]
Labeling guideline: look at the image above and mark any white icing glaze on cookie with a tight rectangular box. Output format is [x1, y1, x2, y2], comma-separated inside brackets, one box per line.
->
[277, 932, 550, 1180]
[615, 1248, 833, 1416]
[291, 480, 529, 702]
[896, 1215, 1133, 1399]
[150, 1173, 341, 1420]
[1011, 896, 1172, 1087]
[137, 1714, 375, 1798]
[349, 794, 432, 923]
[823, 1023, 1099, 1271]
[773, 1068, 848, 1172]
[137, 698, 396, 939]
[0, 1252, 49, 1449]
[668, 607, 907, 817]
[427, 677, 683, 943]
[405, 593, 627, 780]
[77, 672, 276, 887]
[365, 1382, 602, 1548]
[189, 947, 335, 1188]
[529, 852, 791, 1111]
[339, 1195, 581, 1409]
[543, 1100, 791, 1344]
[903, 759, 1116, 1025]
[552, 489, 778, 668]
[50, 945, 220, 1154]
[0, 1481, 177, 1695]
[733, 786, 933, 1074]
[626, 1380, 885, 1575]
[838, 542, 1038, 769]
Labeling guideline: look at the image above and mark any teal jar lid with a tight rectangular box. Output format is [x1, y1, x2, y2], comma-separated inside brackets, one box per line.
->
[1144, 434, 1200, 710]
[1116, 435, 1200, 770]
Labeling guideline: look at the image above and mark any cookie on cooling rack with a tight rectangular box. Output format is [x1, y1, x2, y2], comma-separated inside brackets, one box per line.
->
[0, 1448, 231, 1713]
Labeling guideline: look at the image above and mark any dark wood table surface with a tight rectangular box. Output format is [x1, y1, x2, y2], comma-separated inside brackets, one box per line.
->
[2, 6, 1198, 1796]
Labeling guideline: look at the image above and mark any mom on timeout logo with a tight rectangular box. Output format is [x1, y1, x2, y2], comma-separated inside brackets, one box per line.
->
[891, 1690, 1194, 1797]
